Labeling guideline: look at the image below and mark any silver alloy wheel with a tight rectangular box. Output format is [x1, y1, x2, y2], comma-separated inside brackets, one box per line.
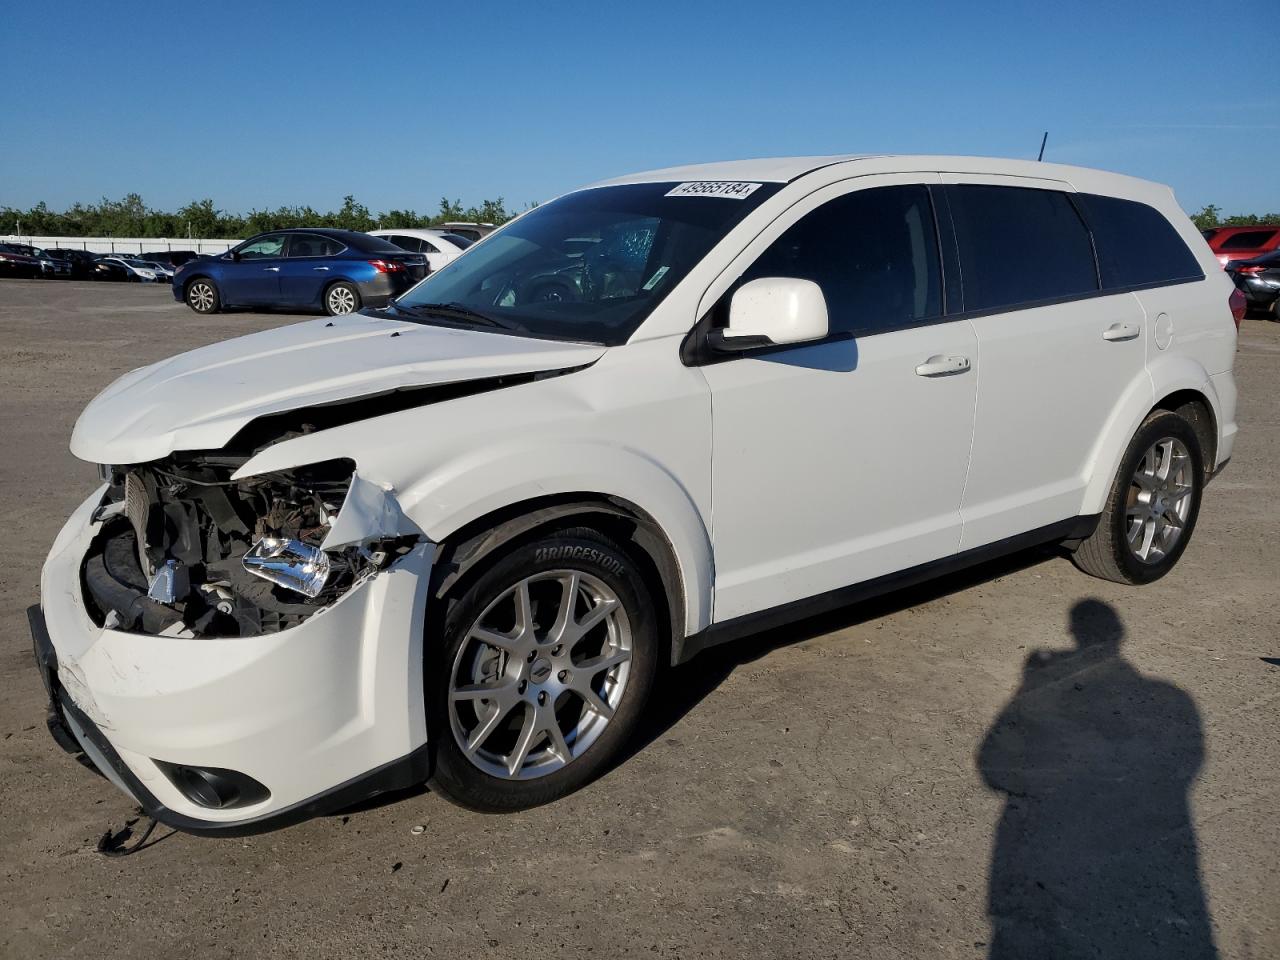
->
[188, 281, 215, 311]
[448, 570, 632, 780]
[1125, 436, 1194, 563]
[327, 285, 356, 314]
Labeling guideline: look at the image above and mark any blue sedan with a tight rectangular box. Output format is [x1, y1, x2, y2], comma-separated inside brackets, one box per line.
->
[172, 228, 429, 316]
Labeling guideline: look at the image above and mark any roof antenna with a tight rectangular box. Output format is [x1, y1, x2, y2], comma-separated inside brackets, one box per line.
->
[1037, 131, 1048, 162]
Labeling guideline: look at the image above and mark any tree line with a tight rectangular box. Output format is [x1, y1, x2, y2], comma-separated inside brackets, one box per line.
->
[1, 194, 524, 239]
[1189, 205, 1279, 231]
[3, 194, 1274, 239]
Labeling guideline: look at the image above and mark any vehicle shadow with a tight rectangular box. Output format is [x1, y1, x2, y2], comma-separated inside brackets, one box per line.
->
[978, 599, 1216, 958]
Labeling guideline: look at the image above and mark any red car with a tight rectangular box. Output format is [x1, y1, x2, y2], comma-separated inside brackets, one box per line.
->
[1203, 225, 1280, 267]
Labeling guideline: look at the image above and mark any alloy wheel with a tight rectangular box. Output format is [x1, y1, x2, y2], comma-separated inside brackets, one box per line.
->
[188, 282, 214, 311]
[1125, 436, 1194, 563]
[448, 570, 633, 780]
[327, 286, 356, 314]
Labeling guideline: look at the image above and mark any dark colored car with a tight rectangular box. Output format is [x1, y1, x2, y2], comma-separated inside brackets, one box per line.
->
[142, 250, 201, 269]
[89, 256, 131, 282]
[48, 249, 102, 280]
[1203, 225, 1280, 267]
[4, 243, 72, 278]
[1226, 249, 1280, 318]
[0, 243, 42, 278]
[173, 229, 428, 315]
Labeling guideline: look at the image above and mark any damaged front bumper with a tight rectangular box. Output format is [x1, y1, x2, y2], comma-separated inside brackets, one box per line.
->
[35, 484, 436, 834]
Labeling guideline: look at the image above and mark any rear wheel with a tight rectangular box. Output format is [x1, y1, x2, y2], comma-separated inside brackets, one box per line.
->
[427, 527, 658, 812]
[185, 278, 220, 314]
[324, 281, 360, 315]
[1071, 410, 1204, 584]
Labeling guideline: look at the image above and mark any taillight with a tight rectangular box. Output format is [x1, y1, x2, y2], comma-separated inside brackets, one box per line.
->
[1229, 288, 1246, 329]
[367, 259, 404, 273]
[1235, 265, 1264, 275]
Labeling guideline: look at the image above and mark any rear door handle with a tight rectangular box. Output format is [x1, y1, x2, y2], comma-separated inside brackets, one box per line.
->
[263, 266, 280, 272]
[1102, 321, 1140, 341]
[915, 355, 971, 377]
[313, 266, 330, 271]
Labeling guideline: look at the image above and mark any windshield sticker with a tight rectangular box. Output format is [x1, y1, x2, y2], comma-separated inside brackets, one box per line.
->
[642, 265, 670, 291]
[665, 181, 763, 199]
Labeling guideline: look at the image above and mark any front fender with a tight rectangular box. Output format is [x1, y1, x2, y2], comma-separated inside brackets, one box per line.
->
[396, 442, 713, 636]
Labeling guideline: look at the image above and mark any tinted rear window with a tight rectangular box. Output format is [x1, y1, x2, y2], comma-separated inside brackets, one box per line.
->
[440, 233, 474, 249]
[1075, 193, 1202, 289]
[948, 185, 1098, 312]
[1219, 229, 1278, 250]
[354, 233, 410, 253]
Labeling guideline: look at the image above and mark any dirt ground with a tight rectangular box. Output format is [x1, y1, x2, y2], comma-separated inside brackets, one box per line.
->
[0, 280, 1276, 959]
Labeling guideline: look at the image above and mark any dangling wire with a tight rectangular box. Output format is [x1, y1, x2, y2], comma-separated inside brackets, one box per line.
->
[95, 811, 173, 858]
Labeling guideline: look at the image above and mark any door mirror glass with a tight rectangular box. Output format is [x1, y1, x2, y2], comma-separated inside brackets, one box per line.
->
[712, 277, 829, 352]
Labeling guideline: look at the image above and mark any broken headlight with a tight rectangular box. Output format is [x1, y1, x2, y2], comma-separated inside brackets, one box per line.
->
[83, 456, 415, 638]
[243, 537, 331, 598]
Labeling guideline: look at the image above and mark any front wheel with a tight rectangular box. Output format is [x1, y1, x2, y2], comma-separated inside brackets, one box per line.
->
[427, 527, 659, 812]
[1071, 410, 1205, 584]
[185, 278, 220, 314]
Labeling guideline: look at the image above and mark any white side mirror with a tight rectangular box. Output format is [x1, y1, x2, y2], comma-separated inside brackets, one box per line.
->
[713, 277, 829, 352]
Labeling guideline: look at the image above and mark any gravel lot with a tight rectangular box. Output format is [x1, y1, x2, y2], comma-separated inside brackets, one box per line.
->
[1, 280, 1276, 959]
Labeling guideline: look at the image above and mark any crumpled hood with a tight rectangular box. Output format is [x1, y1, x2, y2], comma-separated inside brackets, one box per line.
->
[71, 313, 606, 464]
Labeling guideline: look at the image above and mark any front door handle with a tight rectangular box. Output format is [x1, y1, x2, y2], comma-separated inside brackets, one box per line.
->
[915, 354, 971, 377]
[263, 266, 280, 272]
[1102, 321, 1141, 341]
[312, 266, 330, 271]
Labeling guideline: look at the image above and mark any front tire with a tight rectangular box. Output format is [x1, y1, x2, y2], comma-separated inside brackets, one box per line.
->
[324, 281, 361, 315]
[427, 527, 659, 812]
[185, 278, 220, 314]
[1071, 410, 1205, 584]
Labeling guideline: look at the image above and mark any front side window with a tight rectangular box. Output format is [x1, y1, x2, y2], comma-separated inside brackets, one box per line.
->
[392, 181, 781, 344]
[738, 184, 942, 335]
[948, 184, 1098, 312]
[237, 234, 287, 259]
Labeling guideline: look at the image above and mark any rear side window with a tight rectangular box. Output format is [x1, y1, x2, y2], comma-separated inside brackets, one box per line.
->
[740, 184, 942, 335]
[287, 234, 343, 257]
[1075, 193, 1203, 288]
[384, 234, 422, 252]
[1219, 229, 1278, 251]
[948, 185, 1097, 312]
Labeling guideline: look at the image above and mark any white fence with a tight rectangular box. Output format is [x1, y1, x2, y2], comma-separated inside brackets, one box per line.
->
[1, 235, 237, 256]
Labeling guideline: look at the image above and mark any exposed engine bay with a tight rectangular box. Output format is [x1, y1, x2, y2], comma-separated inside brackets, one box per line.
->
[82, 455, 414, 638]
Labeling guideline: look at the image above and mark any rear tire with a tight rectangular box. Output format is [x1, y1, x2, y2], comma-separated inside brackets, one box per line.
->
[185, 278, 220, 314]
[1071, 410, 1204, 584]
[427, 526, 658, 812]
[324, 281, 361, 316]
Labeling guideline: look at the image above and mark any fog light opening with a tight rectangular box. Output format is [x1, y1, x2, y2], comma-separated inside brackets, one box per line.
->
[155, 761, 270, 810]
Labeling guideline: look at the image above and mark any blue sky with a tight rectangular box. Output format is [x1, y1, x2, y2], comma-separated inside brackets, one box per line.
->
[2, 1, 1276, 217]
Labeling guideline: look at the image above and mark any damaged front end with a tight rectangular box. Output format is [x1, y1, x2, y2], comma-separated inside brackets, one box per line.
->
[83, 456, 417, 638]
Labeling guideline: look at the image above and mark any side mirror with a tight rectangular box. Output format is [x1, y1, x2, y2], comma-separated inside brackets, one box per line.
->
[709, 277, 829, 353]
[227, 250, 241, 262]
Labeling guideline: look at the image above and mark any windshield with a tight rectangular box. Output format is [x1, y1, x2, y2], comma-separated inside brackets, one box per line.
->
[391, 181, 780, 344]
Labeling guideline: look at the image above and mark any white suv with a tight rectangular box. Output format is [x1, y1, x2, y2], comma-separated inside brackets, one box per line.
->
[34, 155, 1237, 832]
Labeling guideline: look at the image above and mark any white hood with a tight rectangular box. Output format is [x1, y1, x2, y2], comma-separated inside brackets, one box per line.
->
[71, 313, 606, 464]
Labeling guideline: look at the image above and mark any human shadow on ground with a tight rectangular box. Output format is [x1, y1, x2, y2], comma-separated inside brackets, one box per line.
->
[978, 598, 1216, 959]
